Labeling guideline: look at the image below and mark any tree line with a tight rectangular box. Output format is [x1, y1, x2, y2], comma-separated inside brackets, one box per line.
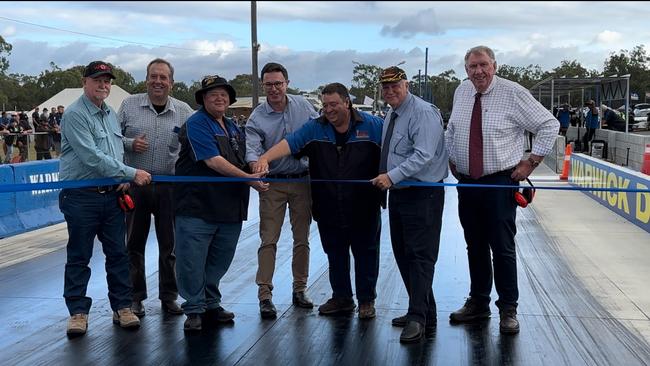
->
[0, 35, 648, 114]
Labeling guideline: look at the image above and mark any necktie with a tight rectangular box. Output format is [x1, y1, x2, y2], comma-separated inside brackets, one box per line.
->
[469, 93, 483, 179]
[379, 111, 398, 173]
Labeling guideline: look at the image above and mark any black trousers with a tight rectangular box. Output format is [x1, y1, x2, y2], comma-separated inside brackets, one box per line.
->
[457, 172, 518, 310]
[389, 185, 444, 325]
[126, 183, 178, 302]
[317, 212, 381, 303]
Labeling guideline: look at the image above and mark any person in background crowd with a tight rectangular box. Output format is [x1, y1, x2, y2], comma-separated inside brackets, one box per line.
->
[49, 105, 64, 156]
[555, 104, 570, 136]
[119, 58, 194, 318]
[245, 62, 319, 319]
[446, 45, 559, 335]
[582, 100, 599, 151]
[59, 61, 151, 337]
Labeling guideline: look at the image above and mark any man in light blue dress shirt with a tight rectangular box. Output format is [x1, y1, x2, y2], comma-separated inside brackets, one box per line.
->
[59, 61, 151, 337]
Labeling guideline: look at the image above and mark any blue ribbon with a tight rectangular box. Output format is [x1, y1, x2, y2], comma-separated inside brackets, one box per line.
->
[1, 175, 649, 194]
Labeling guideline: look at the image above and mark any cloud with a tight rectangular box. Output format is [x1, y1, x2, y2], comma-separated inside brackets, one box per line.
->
[2, 25, 16, 36]
[595, 30, 623, 45]
[380, 8, 443, 39]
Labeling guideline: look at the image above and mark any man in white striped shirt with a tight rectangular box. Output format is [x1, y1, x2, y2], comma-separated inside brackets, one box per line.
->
[446, 45, 559, 335]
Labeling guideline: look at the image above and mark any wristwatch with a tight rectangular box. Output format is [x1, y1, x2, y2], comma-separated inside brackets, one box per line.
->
[527, 156, 541, 168]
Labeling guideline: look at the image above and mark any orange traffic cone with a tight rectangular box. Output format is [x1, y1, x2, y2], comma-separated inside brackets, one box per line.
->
[559, 144, 572, 180]
[642, 144, 650, 175]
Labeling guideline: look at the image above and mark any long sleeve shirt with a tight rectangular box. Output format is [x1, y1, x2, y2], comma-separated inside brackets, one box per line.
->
[382, 92, 448, 184]
[59, 93, 136, 181]
[245, 94, 319, 175]
[446, 76, 559, 176]
[119, 93, 194, 175]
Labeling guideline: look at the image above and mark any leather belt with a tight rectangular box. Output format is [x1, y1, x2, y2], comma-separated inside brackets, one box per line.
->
[266, 172, 309, 179]
[81, 185, 120, 193]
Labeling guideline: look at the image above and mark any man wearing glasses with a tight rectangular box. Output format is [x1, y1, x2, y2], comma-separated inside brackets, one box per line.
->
[245, 62, 319, 319]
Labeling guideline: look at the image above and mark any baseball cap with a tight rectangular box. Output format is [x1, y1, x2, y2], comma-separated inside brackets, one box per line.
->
[84, 61, 116, 79]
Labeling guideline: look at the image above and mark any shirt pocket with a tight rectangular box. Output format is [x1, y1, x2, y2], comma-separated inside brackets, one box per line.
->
[392, 131, 411, 157]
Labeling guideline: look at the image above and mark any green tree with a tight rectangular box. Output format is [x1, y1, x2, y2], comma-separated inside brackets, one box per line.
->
[229, 74, 254, 97]
[0, 35, 13, 75]
[351, 63, 382, 110]
[603, 45, 650, 102]
[497, 64, 544, 89]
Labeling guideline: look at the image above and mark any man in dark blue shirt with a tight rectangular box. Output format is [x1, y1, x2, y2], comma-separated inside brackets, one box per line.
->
[255, 83, 384, 319]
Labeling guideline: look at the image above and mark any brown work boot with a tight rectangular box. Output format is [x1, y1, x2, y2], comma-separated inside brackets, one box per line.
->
[318, 297, 356, 315]
[358, 301, 376, 319]
[66, 313, 88, 336]
[112, 308, 141, 329]
[499, 308, 520, 334]
[449, 298, 491, 323]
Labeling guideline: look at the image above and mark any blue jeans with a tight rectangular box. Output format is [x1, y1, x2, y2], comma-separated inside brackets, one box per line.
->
[59, 188, 132, 315]
[175, 216, 242, 314]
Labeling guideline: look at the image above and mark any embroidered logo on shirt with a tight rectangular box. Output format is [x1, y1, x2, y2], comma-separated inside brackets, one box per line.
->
[356, 130, 369, 139]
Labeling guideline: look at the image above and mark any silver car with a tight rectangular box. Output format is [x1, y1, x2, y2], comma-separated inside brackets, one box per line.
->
[631, 103, 650, 130]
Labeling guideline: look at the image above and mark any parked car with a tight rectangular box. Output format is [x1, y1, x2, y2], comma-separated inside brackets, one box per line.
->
[631, 103, 650, 130]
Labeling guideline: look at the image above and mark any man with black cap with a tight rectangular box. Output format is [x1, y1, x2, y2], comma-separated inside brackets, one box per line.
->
[59, 61, 152, 337]
[118, 58, 194, 318]
[174, 75, 269, 332]
[371, 65, 448, 343]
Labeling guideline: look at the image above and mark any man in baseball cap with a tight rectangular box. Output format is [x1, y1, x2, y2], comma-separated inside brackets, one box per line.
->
[84, 61, 116, 79]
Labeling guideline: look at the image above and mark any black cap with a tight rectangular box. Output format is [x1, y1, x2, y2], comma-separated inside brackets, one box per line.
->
[194, 75, 237, 105]
[84, 61, 116, 79]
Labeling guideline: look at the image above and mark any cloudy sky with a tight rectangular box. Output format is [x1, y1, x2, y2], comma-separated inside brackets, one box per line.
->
[0, 1, 646, 91]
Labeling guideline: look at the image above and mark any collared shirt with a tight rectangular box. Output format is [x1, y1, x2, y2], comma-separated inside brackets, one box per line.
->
[119, 93, 194, 174]
[446, 76, 559, 176]
[245, 94, 319, 174]
[59, 93, 136, 181]
[383, 92, 448, 185]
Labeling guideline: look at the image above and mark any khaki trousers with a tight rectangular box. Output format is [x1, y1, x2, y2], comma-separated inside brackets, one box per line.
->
[256, 181, 312, 301]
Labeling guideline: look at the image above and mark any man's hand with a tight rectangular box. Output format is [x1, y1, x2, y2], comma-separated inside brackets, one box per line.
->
[132, 134, 149, 153]
[248, 171, 270, 192]
[117, 183, 130, 192]
[511, 160, 534, 181]
[253, 157, 269, 174]
[133, 169, 151, 186]
[370, 173, 393, 191]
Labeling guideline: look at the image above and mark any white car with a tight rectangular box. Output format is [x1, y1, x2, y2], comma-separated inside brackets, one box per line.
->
[631, 103, 650, 130]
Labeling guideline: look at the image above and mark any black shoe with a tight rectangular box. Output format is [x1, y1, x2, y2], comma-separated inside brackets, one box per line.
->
[318, 297, 356, 315]
[131, 301, 145, 317]
[183, 314, 202, 332]
[292, 291, 314, 308]
[161, 300, 183, 315]
[204, 306, 235, 325]
[393, 313, 436, 331]
[499, 308, 520, 334]
[400, 321, 424, 343]
[260, 299, 277, 319]
[449, 298, 491, 323]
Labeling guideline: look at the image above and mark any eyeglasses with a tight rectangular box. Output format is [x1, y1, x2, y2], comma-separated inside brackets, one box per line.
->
[262, 81, 285, 89]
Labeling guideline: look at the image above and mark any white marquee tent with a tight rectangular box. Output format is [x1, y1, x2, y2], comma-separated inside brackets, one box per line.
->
[36, 85, 131, 113]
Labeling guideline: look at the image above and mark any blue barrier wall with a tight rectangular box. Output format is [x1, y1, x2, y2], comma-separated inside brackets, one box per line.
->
[0, 160, 64, 238]
[0, 165, 22, 237]
[569, 154, 650, 233]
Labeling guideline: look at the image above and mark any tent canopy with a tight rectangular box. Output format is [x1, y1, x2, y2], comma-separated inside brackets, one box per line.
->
[36, 85, 132, 112]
